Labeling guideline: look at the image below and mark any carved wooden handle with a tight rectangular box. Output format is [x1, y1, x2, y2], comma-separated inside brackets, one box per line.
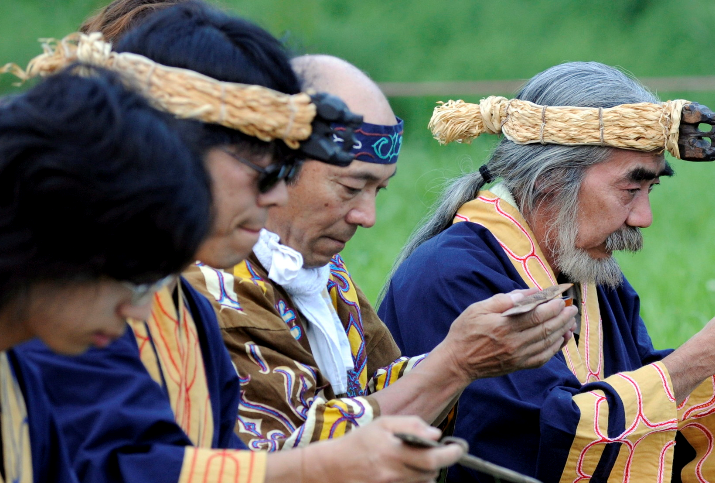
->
[679, 103, 715, 161]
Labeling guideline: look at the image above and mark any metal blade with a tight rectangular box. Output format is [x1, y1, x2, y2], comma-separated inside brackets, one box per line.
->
[502, 283, 573, 316]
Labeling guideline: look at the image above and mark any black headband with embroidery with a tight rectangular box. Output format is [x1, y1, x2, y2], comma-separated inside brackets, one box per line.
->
[330, 117, 404, 167]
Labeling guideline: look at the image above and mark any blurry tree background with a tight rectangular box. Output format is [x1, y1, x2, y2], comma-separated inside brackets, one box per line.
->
[2, 0, 715, 348]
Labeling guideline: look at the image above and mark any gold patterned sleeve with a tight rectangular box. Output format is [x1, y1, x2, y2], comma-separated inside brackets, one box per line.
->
[368, 355, 429, 394]
[676, 375, 715, 482]
[555, 361, 679, 482]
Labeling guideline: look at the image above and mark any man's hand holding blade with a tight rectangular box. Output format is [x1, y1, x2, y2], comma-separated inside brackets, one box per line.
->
[395, 433, 542, 483]
[431, 289, 578, 385]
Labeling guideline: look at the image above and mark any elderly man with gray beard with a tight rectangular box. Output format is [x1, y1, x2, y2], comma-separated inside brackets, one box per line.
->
[380, 61, 715, 483]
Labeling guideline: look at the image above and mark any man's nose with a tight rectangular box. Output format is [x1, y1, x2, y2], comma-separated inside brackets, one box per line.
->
[627, 192, 654, 228]
[346, 195, 377, 228]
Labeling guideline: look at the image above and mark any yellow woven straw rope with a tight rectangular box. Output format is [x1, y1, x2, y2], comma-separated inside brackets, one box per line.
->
[428, 96, 690, 159]
[1, 33, 315, 148]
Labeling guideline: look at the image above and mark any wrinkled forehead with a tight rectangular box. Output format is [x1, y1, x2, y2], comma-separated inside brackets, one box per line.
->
[291, 158, 395, 190]
[321, 158, 397, 183]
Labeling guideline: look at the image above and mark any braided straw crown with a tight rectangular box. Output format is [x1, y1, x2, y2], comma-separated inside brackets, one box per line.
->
[2, 33, 315, 148]
[428, 96, 690, 159]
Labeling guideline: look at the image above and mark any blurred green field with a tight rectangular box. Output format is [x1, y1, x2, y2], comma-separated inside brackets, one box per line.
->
[2, 0, 715, 349]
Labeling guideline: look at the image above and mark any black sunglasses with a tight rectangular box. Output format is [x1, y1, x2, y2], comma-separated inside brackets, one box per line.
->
[220, 148, 302, 193]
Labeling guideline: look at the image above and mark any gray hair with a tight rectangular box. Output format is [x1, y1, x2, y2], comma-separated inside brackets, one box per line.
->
[381, 62, 659, 299]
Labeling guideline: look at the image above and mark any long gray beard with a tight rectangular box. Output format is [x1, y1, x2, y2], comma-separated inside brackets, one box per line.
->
[554, 226, 643, 289]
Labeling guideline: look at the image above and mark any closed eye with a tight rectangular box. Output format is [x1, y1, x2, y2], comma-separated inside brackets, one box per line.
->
[341, 184, 362, 196]
[626, 180, 659, 195]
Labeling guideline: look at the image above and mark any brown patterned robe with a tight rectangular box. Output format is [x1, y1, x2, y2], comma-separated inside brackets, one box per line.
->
[184, 253, 427, 451]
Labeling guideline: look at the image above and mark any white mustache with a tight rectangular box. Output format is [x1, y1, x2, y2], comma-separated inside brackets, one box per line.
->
[605, 227, 643, 252]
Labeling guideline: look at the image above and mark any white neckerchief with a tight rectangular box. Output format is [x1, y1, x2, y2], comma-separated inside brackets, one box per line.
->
[253, 229, 354, 395]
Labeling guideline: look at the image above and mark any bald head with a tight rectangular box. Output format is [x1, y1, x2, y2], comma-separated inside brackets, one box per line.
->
[291, 55, 397, 126]
[268, 55, 399, 267]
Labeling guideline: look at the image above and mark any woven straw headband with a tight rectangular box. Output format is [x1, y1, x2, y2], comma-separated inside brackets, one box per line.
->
[2, 32, 316, 150]
[428, 96, 708, 160]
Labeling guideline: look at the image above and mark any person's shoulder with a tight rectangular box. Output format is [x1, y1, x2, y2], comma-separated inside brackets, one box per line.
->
[232, 255, 274, 295]
[328, 253, 365, 297]
[328, 254, 378, 318]
[15, 327, 139, 363]
[386, 221, 525, 304]
[185, 260, 273, 306]
[6, 347, 45, 395]
[4, 350, 80, 483]
[329, 254, 383, 321]
[184, 259, 286, 330]
[6, 348, 59, 424]
[402, 222, 508, 277]
[417, 222, 500, 256]
[180, 275, 223, 332]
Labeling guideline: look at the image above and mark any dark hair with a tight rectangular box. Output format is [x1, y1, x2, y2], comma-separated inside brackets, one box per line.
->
[0, 68, 212, 310]
[80, 0, 190, 43]
[114, 1, 302, 161]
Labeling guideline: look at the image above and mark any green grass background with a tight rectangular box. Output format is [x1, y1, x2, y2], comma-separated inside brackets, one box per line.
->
[2, 0, 715, 349]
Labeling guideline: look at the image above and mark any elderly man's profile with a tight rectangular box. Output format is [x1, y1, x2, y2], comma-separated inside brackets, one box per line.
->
[380, 61, 715, 482]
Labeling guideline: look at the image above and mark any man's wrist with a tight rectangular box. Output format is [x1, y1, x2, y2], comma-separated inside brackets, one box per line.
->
[426, 340, 474, 389]
[663, 332, 715, 403]
[301, 439, 341, 483]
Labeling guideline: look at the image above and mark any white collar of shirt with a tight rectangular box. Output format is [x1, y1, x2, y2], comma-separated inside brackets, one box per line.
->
[253, 229, 354, 394]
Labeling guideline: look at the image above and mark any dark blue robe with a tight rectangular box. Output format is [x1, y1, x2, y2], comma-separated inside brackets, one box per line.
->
[6, 350, 79, 483]
[379, 221, 673, 482]
[14, 278, 247, 483]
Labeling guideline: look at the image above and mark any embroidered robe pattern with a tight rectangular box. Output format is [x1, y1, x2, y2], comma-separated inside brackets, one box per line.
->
[184, 253, 426, 450]
[128, 284, 265, 483]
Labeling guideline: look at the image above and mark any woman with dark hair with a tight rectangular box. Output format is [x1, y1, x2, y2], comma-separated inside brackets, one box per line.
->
[113, 0, 308, 268]
[14, 3, 465, 483]
[0, 67, 211, 482]
[80, 0, 189, 43]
